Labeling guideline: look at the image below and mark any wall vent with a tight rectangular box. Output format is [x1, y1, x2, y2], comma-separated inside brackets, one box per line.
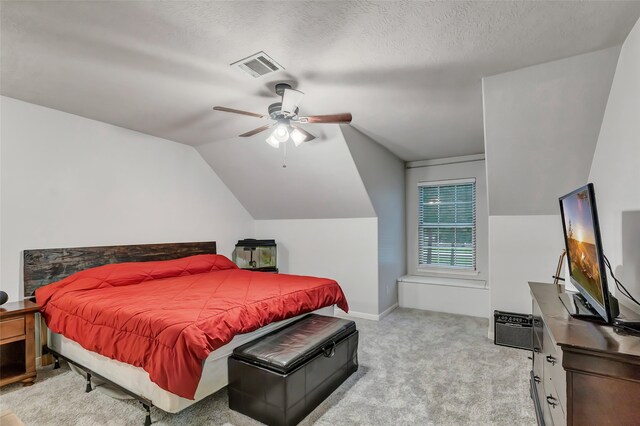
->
[231, 51, 284, 78]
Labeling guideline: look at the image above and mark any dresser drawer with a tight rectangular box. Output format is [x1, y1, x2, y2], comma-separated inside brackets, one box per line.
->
[544, 357, 566, 418]
[532, 303, 544, 353]
[0, 317, 25, 341]
[543, 385, 565, 426]
[530, 370, 546, 426]
[533, 350, 543, 389]
[540, 320, 566, 425]
[542, 325, 566, 407]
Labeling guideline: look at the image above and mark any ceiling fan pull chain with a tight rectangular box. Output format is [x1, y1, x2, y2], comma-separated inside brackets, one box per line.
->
[282, 142, 287, 168]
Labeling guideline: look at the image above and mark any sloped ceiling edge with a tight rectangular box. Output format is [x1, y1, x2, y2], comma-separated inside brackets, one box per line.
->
[195, 124, 375, 220]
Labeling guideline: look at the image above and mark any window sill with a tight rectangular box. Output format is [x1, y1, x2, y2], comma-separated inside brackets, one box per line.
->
[399, 274, 487, 290]
[416, 267, 480, 277]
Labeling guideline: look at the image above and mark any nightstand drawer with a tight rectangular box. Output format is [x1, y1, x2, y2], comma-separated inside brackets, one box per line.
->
[0, 301, 39, 388]
[0, 317, 25, 341]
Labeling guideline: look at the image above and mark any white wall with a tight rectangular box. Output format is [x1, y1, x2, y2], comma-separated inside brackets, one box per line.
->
[398, 276, 490, 318]
[401, 156, 490, 318]
[589, 18, 640, 311]
[341, 125, 405, 313]
[482, 48, 621, 330]
[488, 215, 565, 320]
[483, 47, 620, 216]
[255, 218, 379, 317]
[0, 96, 254, 301]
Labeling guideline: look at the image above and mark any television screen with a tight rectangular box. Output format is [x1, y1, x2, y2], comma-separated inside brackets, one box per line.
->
[559, 184, 611, 321]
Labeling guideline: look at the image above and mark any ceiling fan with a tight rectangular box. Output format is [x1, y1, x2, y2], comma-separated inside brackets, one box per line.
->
[213, 83, 352, 148]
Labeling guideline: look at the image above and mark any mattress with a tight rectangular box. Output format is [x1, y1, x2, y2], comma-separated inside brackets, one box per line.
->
[49, 305, 334, 413]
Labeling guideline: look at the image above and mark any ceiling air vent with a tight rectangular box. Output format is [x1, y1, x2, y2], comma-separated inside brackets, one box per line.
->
[231, 51, 284, 78]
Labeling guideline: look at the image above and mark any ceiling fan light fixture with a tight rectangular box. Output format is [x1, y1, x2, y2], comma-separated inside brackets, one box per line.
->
[265, 135, 280, 148]
[290, 128, 308, 146]
[272, 124, 290, 143]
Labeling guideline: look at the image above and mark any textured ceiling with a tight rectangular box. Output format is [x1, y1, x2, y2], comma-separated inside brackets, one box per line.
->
[2, 2, 640, 161]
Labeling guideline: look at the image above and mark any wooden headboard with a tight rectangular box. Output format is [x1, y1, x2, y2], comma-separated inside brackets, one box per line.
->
[23, 241, 217, 297]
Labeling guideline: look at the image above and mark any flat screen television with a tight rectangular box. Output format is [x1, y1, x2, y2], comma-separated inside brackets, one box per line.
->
[559, 183, 618, 323]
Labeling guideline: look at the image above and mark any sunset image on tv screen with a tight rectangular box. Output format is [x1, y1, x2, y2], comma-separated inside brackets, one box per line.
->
[562, 189, 604, 305]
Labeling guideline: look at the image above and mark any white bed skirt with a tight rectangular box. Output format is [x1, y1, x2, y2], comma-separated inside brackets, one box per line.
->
[48, 306, 334, 413]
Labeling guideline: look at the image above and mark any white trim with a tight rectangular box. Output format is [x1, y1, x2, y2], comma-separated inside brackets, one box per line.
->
[378, 303, 399, 320]
[334, 303, 398, 321]
[399, 274, 487, 289]
[418, 177, 476, 187]
[416, 266, 480, 276]
[407, 154, 485, 169]
[334, 310, 379, 321]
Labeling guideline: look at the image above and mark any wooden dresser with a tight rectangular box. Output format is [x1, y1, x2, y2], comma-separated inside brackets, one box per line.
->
[0, 300, 40, 387]
[530, 282, 640, 426]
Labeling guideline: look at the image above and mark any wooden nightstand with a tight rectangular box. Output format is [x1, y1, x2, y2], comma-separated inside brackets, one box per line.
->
[0, 300, 40, 387]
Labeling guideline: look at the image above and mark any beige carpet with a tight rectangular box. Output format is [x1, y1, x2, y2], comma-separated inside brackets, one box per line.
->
[0, 308, 535, 425]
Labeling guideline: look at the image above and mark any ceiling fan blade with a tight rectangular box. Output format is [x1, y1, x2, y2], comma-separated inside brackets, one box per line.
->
[295, 113, 352, 124]
[213, 106, 264, 118]
[281, 88, 304, 115]
[291, 125, 316, 145]
[239, 123, 273, 137]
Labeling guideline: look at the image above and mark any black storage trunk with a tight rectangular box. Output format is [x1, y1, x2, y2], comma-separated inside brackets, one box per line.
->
[228, 315, 359, 426]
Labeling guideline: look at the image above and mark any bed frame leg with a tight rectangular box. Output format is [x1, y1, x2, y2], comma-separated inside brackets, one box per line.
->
[53, 355, 60, 369]
[85, 372, 92, 393]
[141, 403, 152, 426]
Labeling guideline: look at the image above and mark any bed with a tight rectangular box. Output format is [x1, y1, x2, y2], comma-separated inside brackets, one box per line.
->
[24, 241, 348, 423]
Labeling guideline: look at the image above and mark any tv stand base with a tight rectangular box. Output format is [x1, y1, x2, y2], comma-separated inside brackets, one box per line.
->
[613, 319, 640, 333]
[558, 292, 605, 321]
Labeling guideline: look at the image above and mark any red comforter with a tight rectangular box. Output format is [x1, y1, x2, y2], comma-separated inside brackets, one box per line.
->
[36, 254, 348, 399]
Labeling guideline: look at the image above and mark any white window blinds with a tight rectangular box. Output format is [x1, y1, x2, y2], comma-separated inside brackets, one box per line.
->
[418, 179, 476, 269]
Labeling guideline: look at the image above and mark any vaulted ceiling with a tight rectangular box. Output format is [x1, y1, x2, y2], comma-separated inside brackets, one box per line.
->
[2, 1, 640, 161]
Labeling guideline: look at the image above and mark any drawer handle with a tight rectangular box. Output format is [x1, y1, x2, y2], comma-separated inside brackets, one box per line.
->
[546, 395, 558, 408]
[533, 347, 540, 354]
[545, 355, 557, 365]
[533, 375, 541, 384]
[322, 341, 336, 358]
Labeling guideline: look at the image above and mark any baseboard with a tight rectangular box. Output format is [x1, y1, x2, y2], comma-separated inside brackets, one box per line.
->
[335, 310, 379, 321]
[378, 303, 399, 320]
[334, 303, 398, 321]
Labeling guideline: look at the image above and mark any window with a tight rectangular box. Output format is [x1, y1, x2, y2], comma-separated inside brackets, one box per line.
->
[418, 178, 476, 270]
